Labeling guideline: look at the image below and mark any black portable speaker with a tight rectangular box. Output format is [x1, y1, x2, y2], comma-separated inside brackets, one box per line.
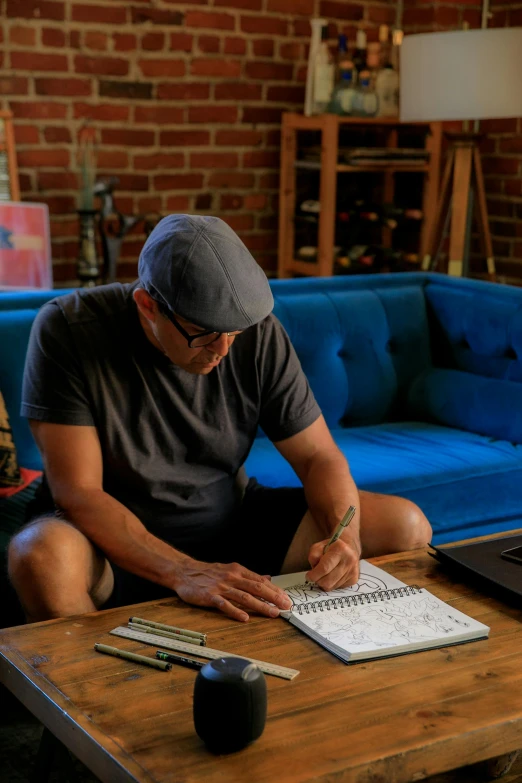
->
[193, 656, 267, 754]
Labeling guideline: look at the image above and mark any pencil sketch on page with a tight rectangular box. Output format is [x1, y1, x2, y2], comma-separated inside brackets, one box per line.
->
[285, 568, 391, 607]
[303, 594, 473, 649]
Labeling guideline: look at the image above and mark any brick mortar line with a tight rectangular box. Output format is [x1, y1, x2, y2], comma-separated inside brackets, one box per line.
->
[4, 12, 378, 30]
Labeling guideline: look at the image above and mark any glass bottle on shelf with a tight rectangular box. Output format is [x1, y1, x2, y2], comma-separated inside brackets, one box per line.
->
[373, 25, 399, 117]
[391, 28, 404, 74]
[304, 18, 327, 117]
[377, 25, 390, 66]
[352, 70, 378, 117]
[327, 68, 356, 115]
[352, 29, 367, 77]
[336, 33, 346, 79]
[336, 33, 353, 80]
[366, 41, 381, 78]
[375, 62, 399, 115]
[311, 23, 335, 114]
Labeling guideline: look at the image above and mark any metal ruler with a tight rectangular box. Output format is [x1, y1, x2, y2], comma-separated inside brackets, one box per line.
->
[110, 626, 300, 681]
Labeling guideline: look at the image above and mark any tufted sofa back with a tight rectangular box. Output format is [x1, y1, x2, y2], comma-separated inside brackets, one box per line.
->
[425, 280, 522, 382]
[3, 273, 522, 466]
[273, 284, 432, 430]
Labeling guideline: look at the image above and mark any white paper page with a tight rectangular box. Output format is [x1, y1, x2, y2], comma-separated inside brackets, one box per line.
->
[272, 559, 408, 608]
[289, 588, 490, 659]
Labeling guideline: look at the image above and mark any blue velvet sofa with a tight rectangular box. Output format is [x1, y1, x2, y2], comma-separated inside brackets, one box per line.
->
[1, 272, 522, 567]
[246, 272, 522, 545]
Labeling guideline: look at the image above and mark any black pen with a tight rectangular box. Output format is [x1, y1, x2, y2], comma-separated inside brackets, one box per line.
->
[155, 650, 205, 671]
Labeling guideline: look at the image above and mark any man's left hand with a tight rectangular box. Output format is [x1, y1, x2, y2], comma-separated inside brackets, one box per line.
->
[306, 538, 361, 591]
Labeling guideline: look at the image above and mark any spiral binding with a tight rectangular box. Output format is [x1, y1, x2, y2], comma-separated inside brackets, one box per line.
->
[294, 585, 422, 615]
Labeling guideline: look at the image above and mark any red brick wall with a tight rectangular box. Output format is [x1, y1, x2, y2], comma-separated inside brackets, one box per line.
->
[2, 0, 397, 285]
[3, 0, 521, 284]
[404, 0, 522, 284]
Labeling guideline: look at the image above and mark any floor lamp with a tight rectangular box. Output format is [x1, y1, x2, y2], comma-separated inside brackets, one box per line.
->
[400, 27, 522, 280]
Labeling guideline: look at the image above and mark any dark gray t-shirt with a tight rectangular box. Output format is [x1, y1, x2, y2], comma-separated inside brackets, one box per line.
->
[21, 282, 320, 551]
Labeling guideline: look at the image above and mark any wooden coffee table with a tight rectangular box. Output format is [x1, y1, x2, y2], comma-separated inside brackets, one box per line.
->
[1, 546, 522, 783]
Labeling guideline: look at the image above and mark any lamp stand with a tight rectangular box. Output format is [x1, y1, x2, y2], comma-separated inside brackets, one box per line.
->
[422, 132, 496, 281]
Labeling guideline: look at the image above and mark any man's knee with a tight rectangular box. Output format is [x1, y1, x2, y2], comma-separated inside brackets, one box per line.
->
[8, 516, 92, 582]
[8, 516, 113, 621]
[397, 501, 432, 551]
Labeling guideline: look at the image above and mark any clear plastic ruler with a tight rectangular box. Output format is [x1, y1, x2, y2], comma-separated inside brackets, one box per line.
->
[110, 626, 300, 681]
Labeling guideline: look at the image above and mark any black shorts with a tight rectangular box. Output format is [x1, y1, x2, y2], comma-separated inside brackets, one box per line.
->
[26, 479, 308, 610]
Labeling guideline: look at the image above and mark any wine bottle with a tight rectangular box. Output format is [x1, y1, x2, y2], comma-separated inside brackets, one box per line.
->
[375, 25, 398, 117]
[312, 24, 334, 114]
[378, 24, 391, 68]
[328, 68, 356, 115]
[382, 204, 423, 227]
[352, 70, 378, 117]
[305, 19, 327, 117]
[391, 28, 404, 74]
[336, 209, 379, 223]
[352, 29, 367, 75]
[300, 199, 320, 214]
[337, 204, 423, 228]
[336, 245, 419, 274]
[336, 33, 353, 81]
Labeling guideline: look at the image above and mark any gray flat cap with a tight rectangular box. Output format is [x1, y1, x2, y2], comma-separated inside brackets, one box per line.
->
[138, 214, 274, 332]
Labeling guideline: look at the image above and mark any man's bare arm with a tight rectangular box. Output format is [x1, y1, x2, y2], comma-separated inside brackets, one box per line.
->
[30, 421, 291, 620]
[274, 415, 361, 588]
[30, 420, 192, 586]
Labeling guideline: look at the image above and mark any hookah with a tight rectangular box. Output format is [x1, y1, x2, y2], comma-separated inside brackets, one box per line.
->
[75, 125, 161, 287]
[77, 177, 161, 287]
[94, 177, 144, 285]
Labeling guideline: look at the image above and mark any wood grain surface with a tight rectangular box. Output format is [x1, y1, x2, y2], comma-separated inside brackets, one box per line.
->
[2, 547, 522, 783]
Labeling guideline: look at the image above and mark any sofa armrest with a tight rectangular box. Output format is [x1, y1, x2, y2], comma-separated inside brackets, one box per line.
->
[408, 368, 522, 444]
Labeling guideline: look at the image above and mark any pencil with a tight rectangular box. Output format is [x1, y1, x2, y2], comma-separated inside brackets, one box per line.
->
[155, 651, 205, 671]
[323, 506, 357, 554]
[128, 616, 207, 643]
[94, 643, 172, 671]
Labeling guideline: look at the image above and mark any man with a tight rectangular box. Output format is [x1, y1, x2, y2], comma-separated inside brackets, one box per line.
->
[8, 215, 431, 624]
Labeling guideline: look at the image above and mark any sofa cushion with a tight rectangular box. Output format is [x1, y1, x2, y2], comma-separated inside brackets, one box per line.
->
[245, 420, 522, 491]
[408, 368, 522, 444]
[273, 285, 431, 429]
[244, 421, 522, 543]
[393, 470, 522, 545]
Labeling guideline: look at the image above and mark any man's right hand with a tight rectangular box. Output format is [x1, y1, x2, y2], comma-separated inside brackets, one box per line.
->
[173, 559, 293, 622]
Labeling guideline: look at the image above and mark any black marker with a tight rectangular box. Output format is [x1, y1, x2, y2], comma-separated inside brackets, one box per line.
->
[156, 650, 205, 671]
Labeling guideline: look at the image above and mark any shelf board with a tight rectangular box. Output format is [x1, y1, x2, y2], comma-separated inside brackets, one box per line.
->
[286, 259, 322, 276]
[338, 116, 404, 124]
[284, 112, 435, 129]
[338, 164, 430, 172]
[335, 161, 429, 171]
[294, 160, 430, 173]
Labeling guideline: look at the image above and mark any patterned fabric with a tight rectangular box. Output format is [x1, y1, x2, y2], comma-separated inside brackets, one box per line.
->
[0, 469, 42, 630]
[0, 474, 42, 548]
[0, 390, 22, 488]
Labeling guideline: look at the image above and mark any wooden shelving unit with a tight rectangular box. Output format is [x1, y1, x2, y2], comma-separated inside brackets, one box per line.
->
[0, 110, 20, 202]
[278, 113, 442, 278]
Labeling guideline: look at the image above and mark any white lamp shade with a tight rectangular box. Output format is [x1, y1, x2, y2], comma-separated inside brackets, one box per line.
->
[400, 27, 522, 122]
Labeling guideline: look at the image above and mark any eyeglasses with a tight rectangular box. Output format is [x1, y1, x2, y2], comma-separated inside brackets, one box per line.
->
[159, 305, 242, 348]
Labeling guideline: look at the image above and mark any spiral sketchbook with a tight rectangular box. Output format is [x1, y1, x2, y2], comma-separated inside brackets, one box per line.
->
[273, 560, 489, 663]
